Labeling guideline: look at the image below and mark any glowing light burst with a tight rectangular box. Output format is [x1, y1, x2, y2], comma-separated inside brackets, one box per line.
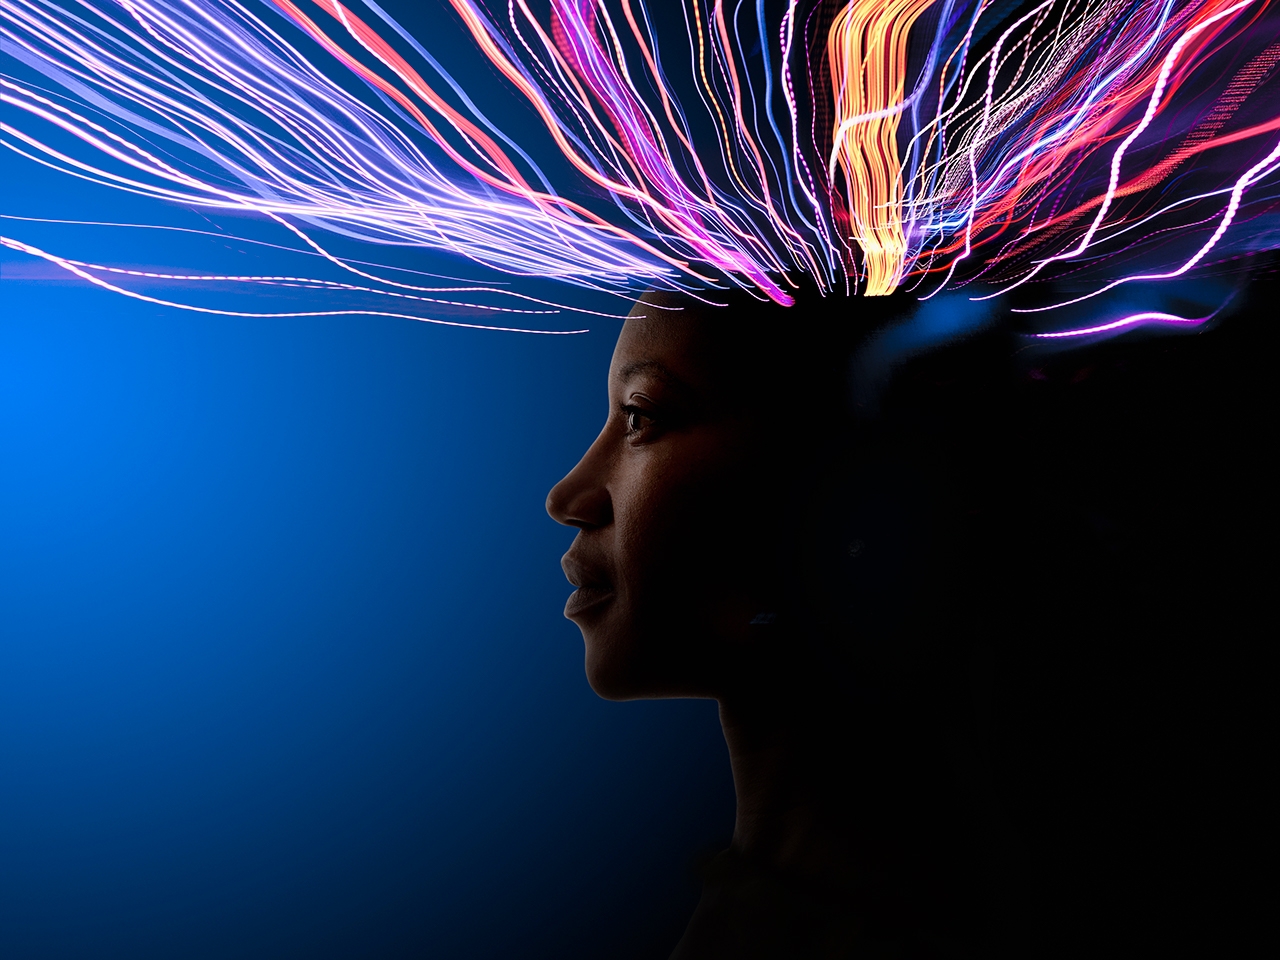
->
[2, 0, 1279, 328]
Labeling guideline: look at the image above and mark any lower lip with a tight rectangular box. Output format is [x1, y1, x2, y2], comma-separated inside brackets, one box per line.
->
[564, 586, 615, 619]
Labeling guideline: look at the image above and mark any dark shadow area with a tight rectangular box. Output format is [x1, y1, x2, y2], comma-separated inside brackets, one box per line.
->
[827, 273, 1275, 956]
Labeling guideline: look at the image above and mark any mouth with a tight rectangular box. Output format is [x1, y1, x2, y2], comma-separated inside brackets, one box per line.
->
[563, 584, 615, 619]
[561, 552, 615, 620]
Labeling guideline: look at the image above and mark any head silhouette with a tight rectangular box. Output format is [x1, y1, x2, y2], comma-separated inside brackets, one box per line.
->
[545, 286, 902, 701]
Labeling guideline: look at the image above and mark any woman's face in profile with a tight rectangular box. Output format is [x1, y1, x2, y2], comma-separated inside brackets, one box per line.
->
[546, 301, 791, 701]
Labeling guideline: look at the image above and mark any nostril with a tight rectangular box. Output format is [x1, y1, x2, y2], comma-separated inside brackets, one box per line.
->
[546, 483, 570, 525]
[546, 472, 582, 526]
[548, 473, 611, 529]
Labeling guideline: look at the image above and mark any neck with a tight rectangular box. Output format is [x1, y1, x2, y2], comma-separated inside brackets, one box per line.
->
[717, 683, 856, 882]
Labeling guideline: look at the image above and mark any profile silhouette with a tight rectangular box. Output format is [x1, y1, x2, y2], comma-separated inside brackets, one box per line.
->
[547, 279, 1271, 958]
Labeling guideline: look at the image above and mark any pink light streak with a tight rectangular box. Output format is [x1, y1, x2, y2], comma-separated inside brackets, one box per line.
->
[1033, 310, 1211, 338]
[2, 0, 1279, 321]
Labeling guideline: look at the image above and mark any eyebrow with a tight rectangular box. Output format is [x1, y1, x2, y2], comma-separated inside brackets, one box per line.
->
[617, 358, 687, 386]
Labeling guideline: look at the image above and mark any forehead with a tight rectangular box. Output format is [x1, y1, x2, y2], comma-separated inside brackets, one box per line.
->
[609, 300, 726, 393]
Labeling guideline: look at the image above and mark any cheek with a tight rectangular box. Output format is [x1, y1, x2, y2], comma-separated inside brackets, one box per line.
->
[580, 439, 784, 697]
[611, 448, 767, 621]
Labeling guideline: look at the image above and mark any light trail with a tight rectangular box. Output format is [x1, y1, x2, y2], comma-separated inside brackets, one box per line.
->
[2, 0, 1278, 324]
[1, 234, 590, 332]
[1032, 310, 1210, 337]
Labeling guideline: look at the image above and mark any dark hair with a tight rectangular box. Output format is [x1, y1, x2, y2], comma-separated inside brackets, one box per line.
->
[843, 278, 1274, 954]
[655, 275, 1272, 952]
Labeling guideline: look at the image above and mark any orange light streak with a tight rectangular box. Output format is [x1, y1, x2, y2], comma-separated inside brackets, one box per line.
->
[827, 0, 939, 295]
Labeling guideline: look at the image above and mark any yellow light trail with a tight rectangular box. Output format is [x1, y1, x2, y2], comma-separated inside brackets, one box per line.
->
[827, 0, 939, 296]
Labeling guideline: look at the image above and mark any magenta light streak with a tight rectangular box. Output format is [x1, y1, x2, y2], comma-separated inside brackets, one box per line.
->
[1033, 311, 1210, 338]
[3, 0, 1279, 320]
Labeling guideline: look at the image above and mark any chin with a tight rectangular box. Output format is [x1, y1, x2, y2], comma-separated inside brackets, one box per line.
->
[580, 621, 716, 701]
[581, 630, 649, 701]
[584, 668, 642, 701]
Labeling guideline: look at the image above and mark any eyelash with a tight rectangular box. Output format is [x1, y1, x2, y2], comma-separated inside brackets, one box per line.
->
[621, 404, 656, 438]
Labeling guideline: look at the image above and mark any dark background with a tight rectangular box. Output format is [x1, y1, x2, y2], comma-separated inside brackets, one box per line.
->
[872, 271, 1276, 956]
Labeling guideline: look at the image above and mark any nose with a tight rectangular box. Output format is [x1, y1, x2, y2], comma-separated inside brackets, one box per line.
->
[546, 428, 613, 529]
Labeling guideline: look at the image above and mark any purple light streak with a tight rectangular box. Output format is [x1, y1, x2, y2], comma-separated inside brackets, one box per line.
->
[1, 0, 1278, 325]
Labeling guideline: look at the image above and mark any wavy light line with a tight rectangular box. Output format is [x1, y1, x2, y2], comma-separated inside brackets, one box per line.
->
[1, 0, 1278, 319]
[1, 235, 589, 332]
[1034, 310, 1210, 337]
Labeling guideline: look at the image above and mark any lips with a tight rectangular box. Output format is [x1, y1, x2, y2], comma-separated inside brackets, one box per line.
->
[561, 551, 615, 620]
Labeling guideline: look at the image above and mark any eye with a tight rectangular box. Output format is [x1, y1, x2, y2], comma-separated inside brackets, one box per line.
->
[621, 404, 657, 439]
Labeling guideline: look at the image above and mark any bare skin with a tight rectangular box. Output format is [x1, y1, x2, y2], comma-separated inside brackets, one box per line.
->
[546, 296, 860, 892]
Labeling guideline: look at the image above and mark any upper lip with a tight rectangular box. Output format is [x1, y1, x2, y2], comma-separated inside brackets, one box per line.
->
[561, 550, 612, 592]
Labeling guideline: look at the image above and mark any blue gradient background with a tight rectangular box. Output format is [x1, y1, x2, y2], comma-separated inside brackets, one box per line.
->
[0, 7, 736, 952]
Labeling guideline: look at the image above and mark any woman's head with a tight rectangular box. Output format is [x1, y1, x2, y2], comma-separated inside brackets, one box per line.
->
[543, 277, 1274, 952]
[544, 287, 915, 701]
